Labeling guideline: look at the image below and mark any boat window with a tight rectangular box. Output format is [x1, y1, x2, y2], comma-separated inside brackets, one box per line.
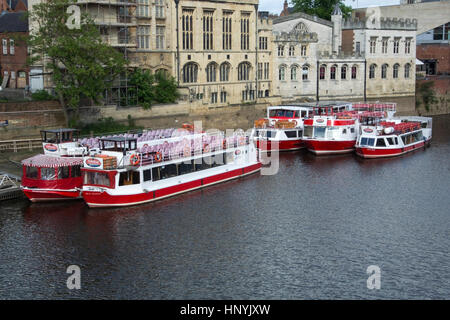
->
[275, 110, 284, 117]
[314, 127, 326, 138]
[179, 162, 194, 175]
[401, 135, 407, 144]
[58, 166, 70, 179]
[294, 111, 300, 118]
[285, 110, 294, 118]
[350, 128, 355, 133]
[267, 131, 277, 138]
[303, 126, 313, 138]
[394, 137, 398, 145]
[143, 169, 152, 182]
[301, 111, 307, 118]
[152, 167, 161, 181]
[83, 171, 111, 187]
[25, 166, 39, 179]
[297, 130, 302, 137]
[342, 129, 347, 134]
[386, 137, 394, 145]
[285, 131, 297, 138]
[119, 171, 140, 186]
[41, 167, 56, 180]
[71, 165, 81, 178]
[195, 161, 211, 171]
[361, 138, 376, 146]
[160, 164, 178, 179]
[376, 138, 386, 147]
[255, 130, 259, 136]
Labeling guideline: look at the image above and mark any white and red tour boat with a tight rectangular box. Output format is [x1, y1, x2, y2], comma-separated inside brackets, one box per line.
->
[81, 131, 261, 208]
[21, 129, 87, 202]
[252, 105, 313, 151]
[355, 116, 432, 158]
[302, 102, 396, 155]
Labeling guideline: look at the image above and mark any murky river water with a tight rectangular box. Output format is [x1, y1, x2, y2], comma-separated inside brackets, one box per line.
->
[0, 115, 449, 299]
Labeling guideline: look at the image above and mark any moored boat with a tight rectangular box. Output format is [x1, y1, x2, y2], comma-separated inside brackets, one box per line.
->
[81, 131, 261, 208]
[355, 116, 432, 158]
[252, 105, 314, 151]
[21, 129, 87, 202]
[302, 102, 396, 155]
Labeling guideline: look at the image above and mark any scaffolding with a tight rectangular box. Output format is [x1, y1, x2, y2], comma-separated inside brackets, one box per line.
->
[79, 0, 138, 106]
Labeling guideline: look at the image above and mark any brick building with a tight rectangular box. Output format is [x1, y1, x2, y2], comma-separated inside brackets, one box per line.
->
[0, 0, 29, 89]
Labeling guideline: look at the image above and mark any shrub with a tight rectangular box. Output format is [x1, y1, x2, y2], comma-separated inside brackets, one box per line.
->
[31, 90, 56, 101]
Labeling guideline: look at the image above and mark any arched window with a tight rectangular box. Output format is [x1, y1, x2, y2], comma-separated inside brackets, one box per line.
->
[289, 46, 295, 56]
[206, 62, 217, 82]
[279, 65, 286, 81]
[182, 62, 198, 83]
[291, 65, 297, 80]
[238, 62, 251, 81]
[404, 63, 411, 78]
[341, 65, 348, 80]
[381, 64, 388, 79]
[369, 64, 376, 79]
[351, 65, 357, 79]
[219, 62, 230, 82]
[278, 45, 284, 56]
[319, 65, 326, 80]
[393, 63, 399, 79]
[302, 65, 309, 80]
[330, 65, 337, 80]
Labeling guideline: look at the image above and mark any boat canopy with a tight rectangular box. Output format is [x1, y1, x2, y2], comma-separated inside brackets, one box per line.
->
[22, 154, 83, 168]
[40, 128, 80, 144]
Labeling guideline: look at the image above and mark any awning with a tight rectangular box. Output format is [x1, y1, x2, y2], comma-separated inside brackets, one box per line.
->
[416, 58, 424, 65]
[22, 154, 83, 168]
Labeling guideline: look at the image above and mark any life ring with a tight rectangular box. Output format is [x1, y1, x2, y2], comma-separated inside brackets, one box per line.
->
[203, 144, 210, 153]
[292, 120, 298, 126]
[154, 152, 162, 163]
[183, 146, 191, 157]
[130, 154, 140, 166]
[222, 139, 227, 149]
[238, 136, 245, 146]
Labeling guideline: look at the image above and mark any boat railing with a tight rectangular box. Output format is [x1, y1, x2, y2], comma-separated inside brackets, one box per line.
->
[137, 137, 250, 168]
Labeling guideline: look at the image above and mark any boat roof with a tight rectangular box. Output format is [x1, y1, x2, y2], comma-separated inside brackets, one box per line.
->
[100, 137, 137, 142]
[22, 155, 83, 168]
[268, 105, 313, 111]
[41, 128, 80, 133]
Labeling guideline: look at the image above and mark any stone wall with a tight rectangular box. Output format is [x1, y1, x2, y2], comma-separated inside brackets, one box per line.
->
[415, 77, 450, 116]
[0, 100, 66, 140]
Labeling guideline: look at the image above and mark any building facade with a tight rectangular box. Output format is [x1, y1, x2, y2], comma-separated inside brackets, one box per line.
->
[0, 0, 29, 89]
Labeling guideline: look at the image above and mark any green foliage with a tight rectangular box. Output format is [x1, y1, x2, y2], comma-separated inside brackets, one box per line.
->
[31, 90, 57, 101]
[291, 0, 352, 20]
[79, 117, 142, 135]
[127, 69, 179, 109]
[416, 81, 438, 112]
[27, 0, 126, 123]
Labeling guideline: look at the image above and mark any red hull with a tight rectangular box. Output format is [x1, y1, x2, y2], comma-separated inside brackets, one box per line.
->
[22, 188, 81, 202]
[356, 140, 427, 158]
[82, 163, 261, 208]
[255, 139, 304, 151]
[304, 139, 356, 155]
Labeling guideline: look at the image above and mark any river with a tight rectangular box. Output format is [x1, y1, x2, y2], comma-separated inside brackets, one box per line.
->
[0, 115, 449, 299]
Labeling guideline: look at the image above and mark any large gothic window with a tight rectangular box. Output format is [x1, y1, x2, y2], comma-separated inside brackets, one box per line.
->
[219, 62, 230, 82]
[206, 62, 217, 82]
[182, 63, 198, 83]
[238, 62, 251, 81]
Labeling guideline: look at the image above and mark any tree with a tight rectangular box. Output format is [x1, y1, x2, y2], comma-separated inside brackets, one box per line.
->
[291, 0, 352, 20]
[27, 0, 126, 126]
[128, 69, 179, 109]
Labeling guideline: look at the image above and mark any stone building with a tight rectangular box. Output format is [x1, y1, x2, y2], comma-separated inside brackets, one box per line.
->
[272, 4, 417, 102]
[0, 0, 29, 89]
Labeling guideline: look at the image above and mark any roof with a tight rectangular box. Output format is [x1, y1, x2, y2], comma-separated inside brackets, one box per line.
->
[0, 11, 28, 33]
[22, 155, 83, 168]
[274, 11, 333, 27]
[42, 128, 80, 134]
[100, 136, 137, 142]
[332, 3, 342, 16]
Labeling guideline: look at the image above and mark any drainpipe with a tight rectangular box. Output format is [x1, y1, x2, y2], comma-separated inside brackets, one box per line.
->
[364, 59, 367, 102]
[175, 0, 180, 86]
[255, 4, 258, 102]
[316, 60, 319, 102]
